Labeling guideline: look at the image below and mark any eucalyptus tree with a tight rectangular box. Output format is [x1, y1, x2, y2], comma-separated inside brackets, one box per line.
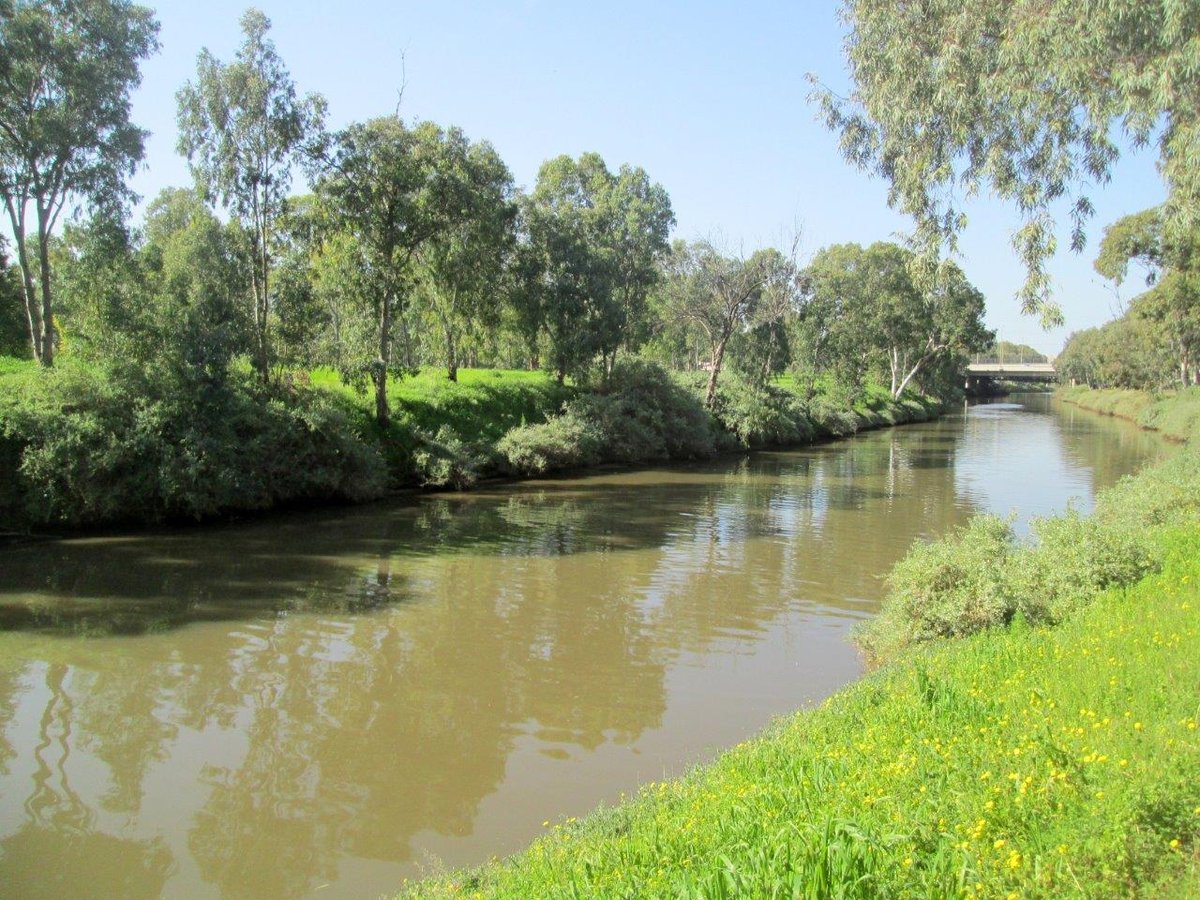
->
[661, 240, 792, 408]
[799, 242, 991, 400]
[313, 118, 484, 425]
[1094, 208, 1200, 387]
[177, 8, 325, 381]
[521, 153, 672, 383]
[139, 187, 245, 387]
[413, 131, 515, 381]
[0, 0, 159, 365]
[814, 0, 1200, 324]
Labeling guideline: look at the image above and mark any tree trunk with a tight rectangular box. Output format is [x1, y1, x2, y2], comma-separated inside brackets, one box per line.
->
[35, 202, 55, 366]
[375, 295, 392, 427]
[7, 208, 42, 364]
[704, 339, 728, 409]
[439, 300, 458, 382]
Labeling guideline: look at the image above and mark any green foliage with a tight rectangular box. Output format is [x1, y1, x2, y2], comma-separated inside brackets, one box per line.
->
[858, 439, 1192, 663]
[858, 515, 1017, 660]
[707, 372, 815, 448]
[972, 341, 1049, 365]
[0, 0, 160, 364]
[497, 361, 718, 476]
[411, 425, 488, 490]
[0, 361, 385, 528]
[519, 153, 674, 383]
[659, 240, 794, 408]
[495, 406, 605, 476]
[405, 522, 1200, 900]
[816, 1, 1200, 323]
[176, 7, 325, 380]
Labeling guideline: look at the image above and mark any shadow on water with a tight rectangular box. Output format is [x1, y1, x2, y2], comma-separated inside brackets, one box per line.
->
[0, 397, 1168, 899]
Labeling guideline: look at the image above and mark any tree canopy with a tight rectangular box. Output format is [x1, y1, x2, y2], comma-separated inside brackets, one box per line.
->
[177, 7, 324, 380]
[0, 0, 159, 364]
[814, 0, 1200, 325]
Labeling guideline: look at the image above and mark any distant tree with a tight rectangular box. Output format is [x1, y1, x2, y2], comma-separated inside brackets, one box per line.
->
[51, 211, 147, 362]
[1057, 310, 1174, 391]
[521, 153, 673, 384]
[0, 0, 159, 365]
[140, 188, 244, 387]
[974, 341, 1049, 365]
[313, 118, 485, 425]
[1094, 207, 1200, 387]
[798, 242, 991, 400]
[413, 131, 515, 381]
[794, 242, 884, 401]
[814, 1, 1200, 324]
[177, 7, 325, 381]
[0, 241, 24, 357]
[661, 240, 791, 408]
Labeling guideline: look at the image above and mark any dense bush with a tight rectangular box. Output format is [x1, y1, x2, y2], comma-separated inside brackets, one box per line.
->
[857, 443, 1186, 662]
[497, 361, 720, 476]
[0, 362, 386, 528]
[708, 373, 816, 447]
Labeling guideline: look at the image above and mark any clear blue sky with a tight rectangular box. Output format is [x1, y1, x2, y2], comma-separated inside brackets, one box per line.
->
[129, 0, 1168, 356]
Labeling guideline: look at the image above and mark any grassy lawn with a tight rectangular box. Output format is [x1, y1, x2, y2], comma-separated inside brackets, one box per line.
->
[309, 367, 575, 444]
[405, 531, 1200, 896]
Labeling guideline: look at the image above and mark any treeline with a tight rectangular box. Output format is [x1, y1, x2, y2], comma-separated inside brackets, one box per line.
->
[1, 5, 991, 406]
[0, 3, 993, 528]
[1058, 206, 1200, 391]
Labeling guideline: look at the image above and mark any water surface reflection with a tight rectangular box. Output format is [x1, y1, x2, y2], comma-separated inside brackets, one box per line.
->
[0, 396, 1166, 898]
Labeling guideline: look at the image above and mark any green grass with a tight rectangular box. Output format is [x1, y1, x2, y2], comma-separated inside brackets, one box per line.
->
[0, 354, 38, 384]
[404, 526, 1200, 899]
[1059, 386, 1200, 443]
[1058, 386, 1157, 426]
[310, 367, 575, 445]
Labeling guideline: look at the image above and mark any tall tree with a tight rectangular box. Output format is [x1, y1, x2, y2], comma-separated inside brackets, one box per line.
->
[177, 7, 325, 381]
[814, 1, 1200, 324]
[312, 118, 471, 425]
[1094, 207, 1200, 387]
[0, 0, 159, 365]
[413, 131, 515, 382]
[661, 240, 791, 408]
[521, 153, 672, 384]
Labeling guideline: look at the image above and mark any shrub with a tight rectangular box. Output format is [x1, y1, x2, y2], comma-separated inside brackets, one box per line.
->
[496, 405, 605, 475]
[0, 362, 386, 528]
[808, 396, 862, 438]
[710, 373, 816, 447]
[497, 361, 719, 476]
[412, 425, 489, 489]
[859, 445, 1199, 662]
[1013, 511, 1158, 623]
[857, 514, 1016, 660]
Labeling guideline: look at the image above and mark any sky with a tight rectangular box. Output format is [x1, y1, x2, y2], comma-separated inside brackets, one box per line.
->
[125, 0, 1169, 356]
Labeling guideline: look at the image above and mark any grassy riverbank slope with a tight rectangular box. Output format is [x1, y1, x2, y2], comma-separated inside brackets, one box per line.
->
[1060, 385, 1200, 443]
[403, 401, 1200, 898]
[0, 356, 940, 530]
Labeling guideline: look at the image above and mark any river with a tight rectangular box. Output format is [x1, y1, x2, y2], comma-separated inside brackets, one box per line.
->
[0, 395, 1167, 898]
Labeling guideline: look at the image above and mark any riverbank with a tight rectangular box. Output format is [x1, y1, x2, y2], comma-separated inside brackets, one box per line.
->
[0, 356, 941, 531]
[402, 401, 1200, 898]
[1059, 384, 1200, 443]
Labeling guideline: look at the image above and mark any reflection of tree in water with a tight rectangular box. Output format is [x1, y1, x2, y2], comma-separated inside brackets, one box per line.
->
[0, 411, 1162, 897]
[0, 661, 173, 899]
[0, 825, 172, 900]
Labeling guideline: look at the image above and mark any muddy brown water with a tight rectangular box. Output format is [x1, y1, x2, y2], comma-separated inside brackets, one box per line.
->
[0, 395, 1167, 898]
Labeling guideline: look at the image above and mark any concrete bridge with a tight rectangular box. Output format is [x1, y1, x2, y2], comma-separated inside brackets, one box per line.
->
[965, 362, 1056, 393]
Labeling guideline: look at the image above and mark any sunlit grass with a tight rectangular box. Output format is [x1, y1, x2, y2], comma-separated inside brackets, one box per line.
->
[310, 366, 574, 444]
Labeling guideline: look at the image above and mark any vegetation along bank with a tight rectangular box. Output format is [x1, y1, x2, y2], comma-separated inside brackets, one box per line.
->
[402, 393, 1200, 897]
[0, 6, 987, 533]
